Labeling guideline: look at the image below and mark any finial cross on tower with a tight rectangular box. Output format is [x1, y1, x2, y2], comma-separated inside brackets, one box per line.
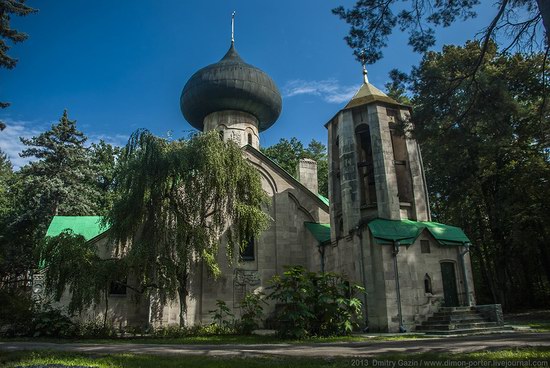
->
[362, 63, 369, 84]
[359, 50, 369, 84]
[231, 11, 236, 44]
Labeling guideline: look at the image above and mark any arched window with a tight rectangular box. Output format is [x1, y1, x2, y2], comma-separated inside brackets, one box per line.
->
[247, 133, 253, 145]
[424, 273, 433, 294]
[355, 124, 377, 206]
[218, 130, 224, 141]
[389, 123, 413, 203]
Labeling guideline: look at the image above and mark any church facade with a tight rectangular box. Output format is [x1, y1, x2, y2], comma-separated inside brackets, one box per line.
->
[40, 39, 482, 332]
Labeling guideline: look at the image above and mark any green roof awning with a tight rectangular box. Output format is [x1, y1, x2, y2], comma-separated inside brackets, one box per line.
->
[46, 216, 109, 241]
[368, 219, 470, 246]
[304, 222, 331, 244]
[317, 194, 330, 206]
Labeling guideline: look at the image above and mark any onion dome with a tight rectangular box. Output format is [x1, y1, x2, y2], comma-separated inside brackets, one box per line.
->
[180, 43, 282, 132]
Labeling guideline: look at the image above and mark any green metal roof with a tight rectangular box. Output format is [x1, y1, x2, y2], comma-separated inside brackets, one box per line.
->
[304, 222, 331, 244]
[46, 216, 109, 241]
[317, 194, 329, 206]
[368, 219, 470, 246]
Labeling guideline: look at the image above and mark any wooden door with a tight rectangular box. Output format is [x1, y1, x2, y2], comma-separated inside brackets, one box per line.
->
[440, 262, 459, 307]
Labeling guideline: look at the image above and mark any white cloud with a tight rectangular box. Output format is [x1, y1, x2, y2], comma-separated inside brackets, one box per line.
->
[0, 119, 47, 170]
[283, 79, 359, 104]
[88, 133, 129, 148]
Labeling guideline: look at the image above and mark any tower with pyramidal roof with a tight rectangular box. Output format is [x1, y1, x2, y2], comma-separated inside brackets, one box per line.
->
[323, 67, 477, 332]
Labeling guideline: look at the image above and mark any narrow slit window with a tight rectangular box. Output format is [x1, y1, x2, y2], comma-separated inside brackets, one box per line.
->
[247, 133, 253, 145]
[424, 273, 433, 294]
[421, 240, 431, 253]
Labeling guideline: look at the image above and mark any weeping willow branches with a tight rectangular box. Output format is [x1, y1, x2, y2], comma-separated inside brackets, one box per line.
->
[104, 130, 270, 324]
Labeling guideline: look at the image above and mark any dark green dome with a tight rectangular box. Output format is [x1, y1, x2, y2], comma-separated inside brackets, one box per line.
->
[180, 43, 282, 132]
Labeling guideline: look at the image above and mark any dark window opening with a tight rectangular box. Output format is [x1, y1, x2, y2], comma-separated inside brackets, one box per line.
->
[241, 238, 255, 261]
[247, 133, 253, 145]
[390, 129, 413, 203]
[218, 130, 224, 140]
[421, 240, 431, 253]
[355, 124, 377, 206]
[337, 217, 344, 238]
[109, 280, 127, 296]
[424, 273, 433, 294]
[386, 108, 398, 118]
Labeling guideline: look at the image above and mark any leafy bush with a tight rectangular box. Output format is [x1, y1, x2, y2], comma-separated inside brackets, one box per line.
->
[152, 324, 187, 338]
[268, 266, 363, 338]
[30, 304, 78, 338]
[77, 318, 117, 338]
[0, 289, 34, 337]
[208, 299, 236, 334]
[237, 291, 266, 334]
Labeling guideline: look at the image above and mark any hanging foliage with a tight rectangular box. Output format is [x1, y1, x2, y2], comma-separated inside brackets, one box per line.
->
[104, 129, 270, 325]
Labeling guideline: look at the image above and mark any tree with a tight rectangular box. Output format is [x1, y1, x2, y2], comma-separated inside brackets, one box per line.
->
[0, 110, 102, 285]
[19, 110, 102, 218]
[333, 0, 549, 65]
[89, 140, 121, 214]
[0, 150, 13, 219]
[0, 0, 37, 130]
[41, 130, 270, 325]
[262, 138, 329, 197]
[405, 41, 550, 310]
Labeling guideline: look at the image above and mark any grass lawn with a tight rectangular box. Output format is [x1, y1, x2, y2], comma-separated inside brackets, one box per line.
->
[505, 310, 550, 332]
[1, 348, 549, 367]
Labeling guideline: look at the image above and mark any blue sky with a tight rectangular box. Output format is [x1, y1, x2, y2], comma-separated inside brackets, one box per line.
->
[1, 0, 497, 168]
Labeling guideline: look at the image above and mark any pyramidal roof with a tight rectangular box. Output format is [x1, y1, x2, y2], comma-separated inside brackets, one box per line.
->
[344, 81, 404, 110]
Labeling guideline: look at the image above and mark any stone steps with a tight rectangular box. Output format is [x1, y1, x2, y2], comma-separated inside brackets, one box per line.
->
[416, 321, 498, 331]
[428, 315, 485, 323]
[420, 326, 513, 336]
[415, 306, 504, 335]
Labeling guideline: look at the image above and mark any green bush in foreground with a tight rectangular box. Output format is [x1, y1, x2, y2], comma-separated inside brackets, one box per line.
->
[268, 266, 364, 338]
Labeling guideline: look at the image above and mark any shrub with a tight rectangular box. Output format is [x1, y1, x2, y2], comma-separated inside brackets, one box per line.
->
[268, 266, 363, 338]
[77, 318, 117, 338]
[237, 291, 266, 334]
[30, 304, 78, 338]
[0, 289, 34, 337]
[152, 324, 187, 338]
[208, 299, 236, 334]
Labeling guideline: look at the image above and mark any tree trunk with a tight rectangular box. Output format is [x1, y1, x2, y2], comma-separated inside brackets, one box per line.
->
[537, 0, 550, 45]
[103, 288, 109, 329]
[178, 270, 188, 327]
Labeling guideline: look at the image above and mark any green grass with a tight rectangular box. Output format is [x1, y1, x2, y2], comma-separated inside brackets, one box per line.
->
[506, 320, 550, 332]
[515, 322, 550, 332]
[1, 348, 549, 368]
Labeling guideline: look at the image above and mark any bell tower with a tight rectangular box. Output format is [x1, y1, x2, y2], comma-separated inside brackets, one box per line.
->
[326, 69, 430, 238]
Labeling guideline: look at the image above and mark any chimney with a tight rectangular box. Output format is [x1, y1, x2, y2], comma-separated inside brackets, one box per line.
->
[296, 158, 318, 194]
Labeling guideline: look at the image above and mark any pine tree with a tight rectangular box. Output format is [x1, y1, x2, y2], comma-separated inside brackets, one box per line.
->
[19, 110, 101, 219]
[0, 110, 102, 282]
[0, 149, 13, 219]
[0, 0, 37, 130]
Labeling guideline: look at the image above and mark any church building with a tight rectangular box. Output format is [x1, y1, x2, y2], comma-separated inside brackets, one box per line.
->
[39, 30, 505, 332]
